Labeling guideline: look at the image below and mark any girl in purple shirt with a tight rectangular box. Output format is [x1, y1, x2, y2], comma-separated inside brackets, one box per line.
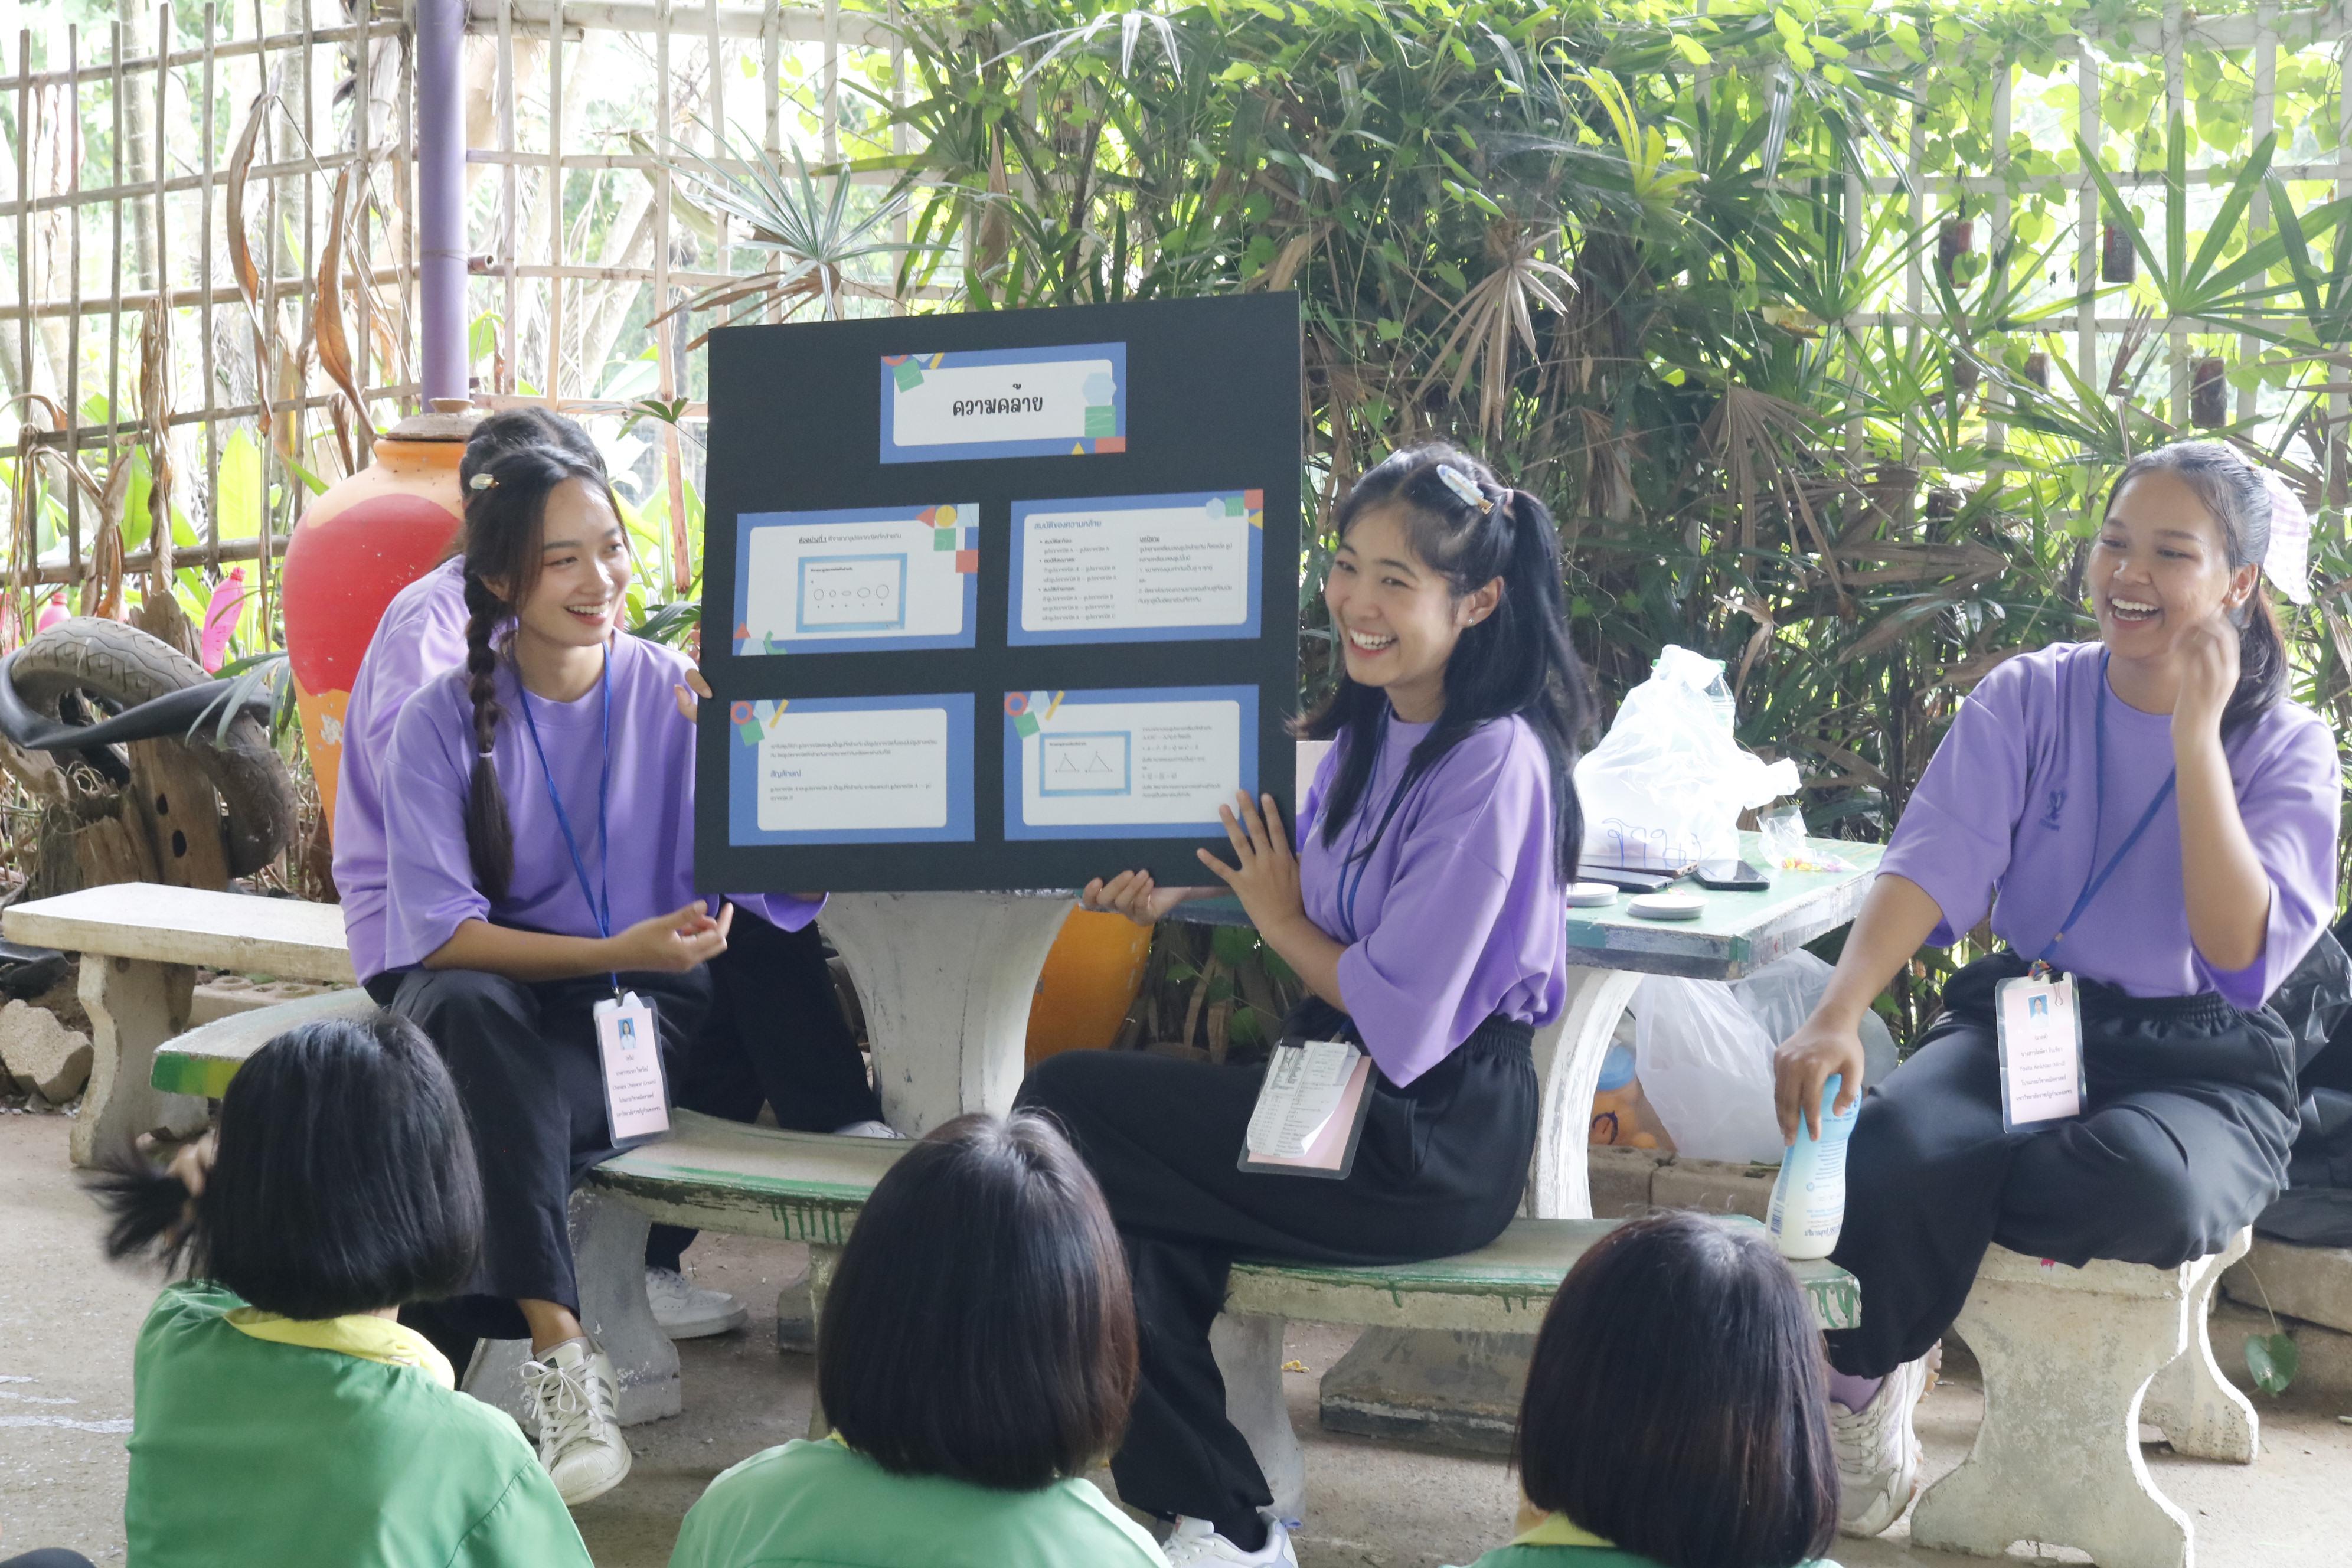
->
[1018, 445, 1594, 1568]
[377, 445, 824, 1509]
[1772, 442, 2337, 1538]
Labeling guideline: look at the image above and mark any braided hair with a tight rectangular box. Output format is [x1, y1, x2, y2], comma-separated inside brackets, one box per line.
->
[458, 445, 627, 902]
[1300, 443, 1595, 884]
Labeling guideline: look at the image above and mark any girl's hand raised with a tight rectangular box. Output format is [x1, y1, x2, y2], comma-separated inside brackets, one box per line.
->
[1080, 870, 1203, 928]
[1198, 792, 1308, 939]
[2174, 615, 2239, 743]
[607, 900, 734, 972]
[672, 667, 714, 724]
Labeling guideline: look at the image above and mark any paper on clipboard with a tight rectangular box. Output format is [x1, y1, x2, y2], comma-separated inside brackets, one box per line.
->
[1241, 1040, 1374, 1178]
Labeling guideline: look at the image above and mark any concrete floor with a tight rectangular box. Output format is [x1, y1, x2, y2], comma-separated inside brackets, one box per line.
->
[4, 1106, 2350, 1567]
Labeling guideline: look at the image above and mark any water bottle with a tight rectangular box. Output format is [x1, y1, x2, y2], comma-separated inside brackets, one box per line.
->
[1767, 1073, 1858, 1261]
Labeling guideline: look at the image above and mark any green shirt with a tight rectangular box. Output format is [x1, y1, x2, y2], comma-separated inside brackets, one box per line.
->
[1454, 1512, 1844, 1568]
[668, 1437, 1164, 1568]
[126, 1282, 590, 1568]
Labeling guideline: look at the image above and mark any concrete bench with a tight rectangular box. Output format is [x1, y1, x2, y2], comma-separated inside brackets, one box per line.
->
[535, 1110, 1858, 1521]
[1912, 1234, 2257, 1568]
[3, 883, 359, 1164]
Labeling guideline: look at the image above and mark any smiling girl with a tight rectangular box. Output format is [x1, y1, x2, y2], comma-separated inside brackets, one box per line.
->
[1017, 445, 1592, 1567]
[1771, 441, 2338, 1537]
[377, 446, 822, 1507]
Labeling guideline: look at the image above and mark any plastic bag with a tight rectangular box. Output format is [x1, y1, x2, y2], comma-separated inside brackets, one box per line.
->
[1732, 951, 1897, 1092]
[1574, 645, 1801, 868]
[1757, 802, 1856, 874]
[1629, 976, 1786, 1164]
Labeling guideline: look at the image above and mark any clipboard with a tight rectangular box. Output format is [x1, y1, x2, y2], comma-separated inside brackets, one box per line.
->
[1236, 1042, 1377, 1181]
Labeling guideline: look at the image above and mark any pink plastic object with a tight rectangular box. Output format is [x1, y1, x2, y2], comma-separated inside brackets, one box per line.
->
[33, 592, 68, 634]
[201, 567, 250, 672]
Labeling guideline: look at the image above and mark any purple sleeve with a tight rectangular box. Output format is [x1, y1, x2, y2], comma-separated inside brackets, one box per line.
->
[1334, 754, 1539, 1086]
[380, 688, 494, 971]
[1877, 669, 2031, 945]
[2197, 716, 2343, 1010]
[727, 893, 825, 932]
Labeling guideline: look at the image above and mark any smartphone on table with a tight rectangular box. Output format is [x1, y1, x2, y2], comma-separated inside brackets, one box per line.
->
[1693, 859, 1772, 891]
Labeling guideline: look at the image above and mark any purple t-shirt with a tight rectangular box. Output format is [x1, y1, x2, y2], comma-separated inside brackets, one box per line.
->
[1299, 712, 1567, 1086]
[1880, 640, 2339, 1010]
[332, 560, 469, 983]
[380, 630, 819, 972]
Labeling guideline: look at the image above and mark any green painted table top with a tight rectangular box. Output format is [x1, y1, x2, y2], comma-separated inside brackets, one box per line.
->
[1177, 833, 1881, 981]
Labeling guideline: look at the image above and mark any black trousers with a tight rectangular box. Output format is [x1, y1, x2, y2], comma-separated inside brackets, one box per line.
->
[390, 965, 715, 1342]
[369, 912, 884, 1283]
[1015, 1001, 1537, 1527]
[1826, 952, 2299, 1378]
[2, 1551, 97, 1568]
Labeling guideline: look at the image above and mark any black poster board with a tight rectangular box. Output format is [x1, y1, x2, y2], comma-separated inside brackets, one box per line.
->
[695, 295, 1302, 894]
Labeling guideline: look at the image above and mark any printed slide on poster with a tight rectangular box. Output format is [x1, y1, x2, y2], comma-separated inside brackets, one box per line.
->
[880, 344, 1128, 463]
[1008, 490, 1264, 646]
[733, 504, 979, 655]
[1002, 685, 1257, 840]
[727, 694, 975, 845]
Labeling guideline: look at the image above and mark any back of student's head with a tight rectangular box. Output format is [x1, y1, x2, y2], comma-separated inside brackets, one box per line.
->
[459, 406, 605, 490]
[817, 1111, 1136, 1491]
[95, 1011, 482, 1322]
[1515, 1211, 1837, 1568]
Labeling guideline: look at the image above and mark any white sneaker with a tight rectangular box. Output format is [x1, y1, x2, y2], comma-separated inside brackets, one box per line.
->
[646, 1266, 749, 1339]
[1162, 1514, 1296, 1567]
[1833, 1353, 1928, 1537]
[832, 1118, 904, 1139]
[521, 1338, 632, 1507]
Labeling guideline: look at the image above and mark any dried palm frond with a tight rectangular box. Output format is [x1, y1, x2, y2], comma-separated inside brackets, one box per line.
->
[1413, 221, 1576, 441]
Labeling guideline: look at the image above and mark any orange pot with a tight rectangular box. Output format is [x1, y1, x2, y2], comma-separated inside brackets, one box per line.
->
[1025, 909, 1155, 1069]
[280, 410, 473, 837]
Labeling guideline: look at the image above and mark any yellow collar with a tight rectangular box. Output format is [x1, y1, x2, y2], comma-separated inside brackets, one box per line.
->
[225, 1308, 456, 1390]
[1510, 1513, 1615, 1549]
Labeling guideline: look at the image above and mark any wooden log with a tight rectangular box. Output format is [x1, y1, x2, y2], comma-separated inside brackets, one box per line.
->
[126, 736, 231, 891]
[70, 811, 162, 890]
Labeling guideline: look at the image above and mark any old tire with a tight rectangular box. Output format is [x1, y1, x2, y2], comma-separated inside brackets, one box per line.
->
[10, 618, 294, 877]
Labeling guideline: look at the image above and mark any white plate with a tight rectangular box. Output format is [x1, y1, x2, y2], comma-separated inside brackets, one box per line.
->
[1566, 882, 1619, 907]
[1627, 892, 1706, 922]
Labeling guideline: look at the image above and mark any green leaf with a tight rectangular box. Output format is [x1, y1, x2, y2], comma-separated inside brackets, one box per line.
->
[1376, 317, 1404, 342]
[215, 429, 263, 541]
[1670, 35, 1711, 67]
[1210, 923, 1257, 968]
[2245, 1332, 2298, 1396]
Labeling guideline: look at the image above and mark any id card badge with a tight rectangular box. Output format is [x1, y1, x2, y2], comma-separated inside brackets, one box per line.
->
[595, 991, 671, 1145]
[1237, 1038, 1375, 1180]
[1995, 972, 2087, 1131]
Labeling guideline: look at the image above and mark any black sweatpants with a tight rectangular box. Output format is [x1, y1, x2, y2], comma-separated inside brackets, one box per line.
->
[1826, 952, 2300, 1379]
[389, 965, 715, 1343]
[1015, 1002, 1537, 1529]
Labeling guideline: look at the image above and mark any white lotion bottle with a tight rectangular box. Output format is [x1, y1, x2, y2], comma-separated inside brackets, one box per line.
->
[1768, 1073, 1860, 1261]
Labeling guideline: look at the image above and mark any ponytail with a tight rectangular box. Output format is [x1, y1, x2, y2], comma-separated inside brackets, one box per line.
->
[462, 574, 516, 903]
[1302, 444, 1595, 884]
[2225, 591, 2289, 741]
[89, 1152, 205, 1276]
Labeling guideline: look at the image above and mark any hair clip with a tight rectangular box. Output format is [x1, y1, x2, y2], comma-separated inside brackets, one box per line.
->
[468, 472, 498, 492]
[1435, 463, 1492, 514]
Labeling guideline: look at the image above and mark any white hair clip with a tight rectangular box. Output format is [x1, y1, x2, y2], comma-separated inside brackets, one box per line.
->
[1435, 463, 1492, 513]
[2258, 468, 2313, 605]
[468, 472, 498, 492]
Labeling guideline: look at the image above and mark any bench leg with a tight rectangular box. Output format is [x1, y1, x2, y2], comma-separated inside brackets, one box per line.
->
[74, 955, 206, 1168]
[801, 1243, 842, 1440]
[463, 1190, 681, 1431]
[2142, 1231, 2259, 1464]
[1212, 1312, 1304, 1525]
[816, 892, 1074, 1135]
[1912, 1267, 2193, 1568]
[1524, 968, 1642, 1220]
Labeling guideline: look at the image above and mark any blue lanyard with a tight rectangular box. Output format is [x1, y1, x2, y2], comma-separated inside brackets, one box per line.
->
[2036, 652, 2176, 966]
[515, 648, 615, 987]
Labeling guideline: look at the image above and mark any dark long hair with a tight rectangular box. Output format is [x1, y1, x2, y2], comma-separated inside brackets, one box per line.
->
[90, 1012, 482, 1321]
[1301, 443, 1593, 883]
[1515, 1211, 1838, 1568]
[459, 407, 606, 490]
[458, 444, 626, 901]
[2101, 440, 2289, 740]
[817, 1112, 1138, 1491]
